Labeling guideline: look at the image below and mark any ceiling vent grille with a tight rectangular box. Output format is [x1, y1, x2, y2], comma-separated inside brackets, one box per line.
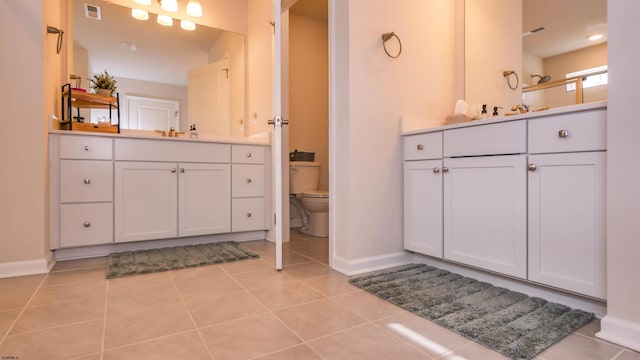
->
[84, 3, 101, 20]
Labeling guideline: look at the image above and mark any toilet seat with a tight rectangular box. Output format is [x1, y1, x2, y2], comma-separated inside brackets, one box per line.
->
[301, 190, 329, 198]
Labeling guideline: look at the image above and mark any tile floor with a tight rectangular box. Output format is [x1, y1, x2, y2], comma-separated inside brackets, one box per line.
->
[1, 229, 639, 360]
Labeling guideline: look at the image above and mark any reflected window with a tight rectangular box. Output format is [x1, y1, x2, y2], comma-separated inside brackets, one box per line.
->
[566, 65, 608, 91]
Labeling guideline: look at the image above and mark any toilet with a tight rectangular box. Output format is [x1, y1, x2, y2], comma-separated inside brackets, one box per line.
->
[289, 161, 329, 237]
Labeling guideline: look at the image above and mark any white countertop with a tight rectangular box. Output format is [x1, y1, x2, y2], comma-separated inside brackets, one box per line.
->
[402, 101, 607, 136]
[49, 128, 271, 146]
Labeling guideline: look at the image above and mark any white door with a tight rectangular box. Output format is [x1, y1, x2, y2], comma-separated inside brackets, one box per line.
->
[188, 59, 231, 136]
[443, 155, 527, 279]
[126, 96, 179, 131]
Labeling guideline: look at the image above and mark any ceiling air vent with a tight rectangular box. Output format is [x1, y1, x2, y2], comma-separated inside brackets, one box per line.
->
[84, 3, 101, 20]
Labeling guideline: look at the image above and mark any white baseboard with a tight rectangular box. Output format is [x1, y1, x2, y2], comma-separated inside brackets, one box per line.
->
[597, 315, 640, 352]
[332, 251, 413, 276]
[0, 251, 55, 279]
[53, 231, 267, 261]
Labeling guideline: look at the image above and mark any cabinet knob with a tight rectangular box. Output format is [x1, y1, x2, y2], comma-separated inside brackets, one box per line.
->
[180, 168, 185, 173]
[171, 168, 177, 173]
[558, 129, 569, 138]
[83, 222, 91, 228]
[83, 145, 91, 151]
[417, 144, 424, 150]
[433, 167, 440, 174]
[246, 178, 252, 183]
[246, 212, 252, 218]
[247, 152, 252, 158]
[528, 164, 537, 172]
[83, 178, 91, 185]
[442, 167, 449, 173]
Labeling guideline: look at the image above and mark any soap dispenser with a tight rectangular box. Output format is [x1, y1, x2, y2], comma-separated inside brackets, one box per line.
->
[492, 106, 502, 117]
[481, 104, 488, 120]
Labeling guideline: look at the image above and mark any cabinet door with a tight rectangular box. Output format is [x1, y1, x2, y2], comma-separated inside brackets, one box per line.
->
[528, 152, 606, 298]
[404, 160, 443, 257]
[179, 163, 231, 236]
[443, 155, 527, 278]
[115, 162, 178, 242]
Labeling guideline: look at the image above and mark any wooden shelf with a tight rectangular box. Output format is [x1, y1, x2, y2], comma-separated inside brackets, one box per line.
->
[61, 83, 120, 133]
[63, 90, 118, 109]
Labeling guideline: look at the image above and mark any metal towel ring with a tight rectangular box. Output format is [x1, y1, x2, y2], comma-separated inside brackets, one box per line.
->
[503, 70, 519, 90]
[382, 32, 402, 58]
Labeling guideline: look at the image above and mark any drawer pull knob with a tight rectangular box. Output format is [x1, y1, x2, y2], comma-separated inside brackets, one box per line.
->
[171, 168, 177, 173]
[246, 178, 252, 183]
[83, 178, 91, 185]
[558, 129, 569, 138]
[417, 144, 424, 150]
[83, 222, 91, 228]
[528, 164, 537, 172]
[246, 212, 252, 218]
[83, 145, 91, 151]
[180, 168, 185, 173]
[433, 167, 440, 174]
[442, 167, 449, 173]
[247, 152, 252, 158]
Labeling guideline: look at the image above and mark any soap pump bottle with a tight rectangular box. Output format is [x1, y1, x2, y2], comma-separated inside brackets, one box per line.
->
[481, 104, 488, 120]
[493, 106, 502, 117]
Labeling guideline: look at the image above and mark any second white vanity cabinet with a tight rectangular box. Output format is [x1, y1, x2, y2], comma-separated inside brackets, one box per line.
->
[114, 138, 232, 243]
[231, 145, 267, 232]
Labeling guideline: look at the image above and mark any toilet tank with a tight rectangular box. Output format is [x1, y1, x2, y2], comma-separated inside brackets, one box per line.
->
[289, 161, 320, 194]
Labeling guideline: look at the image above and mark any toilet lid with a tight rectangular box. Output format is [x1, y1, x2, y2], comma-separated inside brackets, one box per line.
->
[301, 190, 329, 198]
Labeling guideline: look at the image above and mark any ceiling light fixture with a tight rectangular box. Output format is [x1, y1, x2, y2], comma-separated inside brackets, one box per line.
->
[158, 0, 178, 12]
[133, 0, 151, 5]
[180, 20, 196, 31]
[186, 0, 203, 17]
[157, 14, 173, 26]
[131, 8, 149, 20]
[588, 33, 604, 41]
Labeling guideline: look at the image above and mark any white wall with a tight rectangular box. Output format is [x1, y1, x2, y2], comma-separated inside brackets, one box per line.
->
[330, 0, 456, 273]
[596, 0, 640, 352]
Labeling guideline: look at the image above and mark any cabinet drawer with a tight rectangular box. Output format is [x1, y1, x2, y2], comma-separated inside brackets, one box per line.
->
[60, 160, 113, 203]
[444, 121, 526, 157]
[60, 135, 113, 160]
[232, 164, 265, 197]
[232, 198, 265, 232]
[404, 132, 442, 160]
[232, 145, 265, 164]
[528, 109, 606, 154]
[60, 203, 113, 247]
[115, 138, 230, 163]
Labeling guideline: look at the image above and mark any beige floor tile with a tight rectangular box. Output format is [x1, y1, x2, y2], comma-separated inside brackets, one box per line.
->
[254, 344, 323, 360]
[260, 251, 315, 266]
[275, 298, 367, 341]
[219, 258, 273, 274]
[29, 282, 106, 307]
[52, 257, 108, 272]
[231, 268, 298, 290]
[107, 280, 182, 317]
[71, 353, 102, 360]
[576, 318, 601, 338]
[537, 333, 624, 360]
[302, 273, 360, 297]
[107, 272, 172, 292]
[11, 296, 105, 334]
[437, 340, 510, 359]
[616, 350, 640, 360]
[103, 331, 211, 360]
[0, 274, 45, 292]
[375, 311, 472, 357]
[199, 313, 302, 360]
[0, 287, 36, 312]
[282, 262, 332, 280]
[168, 264, 227, 283]
[250, 281, 325, 311]
[308, 323, 430, 360]
[188, 291, 268, 328]
[173, 274, 244, 305]
[0, 319, 103, 360]
[0, 309, 20, 337]
[332, 290, 404, 321]
[104, 302, 194, 349]
[43, 267, 107, 287]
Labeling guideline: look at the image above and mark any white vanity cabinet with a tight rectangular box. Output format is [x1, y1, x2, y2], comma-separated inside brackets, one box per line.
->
[403, 132, 443, 257]
[231, 145, 267, 232]
[52, 135, 114, 248]
[527, 109, 607, 298]
[114, 138, 231, 243]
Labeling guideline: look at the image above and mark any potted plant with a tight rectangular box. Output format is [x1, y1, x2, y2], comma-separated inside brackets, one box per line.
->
[89, 70, 117, 96]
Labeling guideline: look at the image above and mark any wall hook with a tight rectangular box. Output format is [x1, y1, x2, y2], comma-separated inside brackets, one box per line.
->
[381, 32, 402, 58]
[47, 26, 64, 54]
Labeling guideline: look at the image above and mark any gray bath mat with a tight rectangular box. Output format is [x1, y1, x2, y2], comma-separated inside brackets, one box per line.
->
[349, 264, 594, 360]
[106, 241, 259, 279]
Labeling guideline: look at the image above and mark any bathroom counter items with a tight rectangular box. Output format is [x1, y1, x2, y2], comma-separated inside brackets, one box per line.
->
[401, 102, 607, 299]
[49, 133, 271, 260]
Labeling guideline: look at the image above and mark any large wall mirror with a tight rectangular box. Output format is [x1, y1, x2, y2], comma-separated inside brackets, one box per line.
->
[72, 0, 246, 136]
[465, 0, 607, 113]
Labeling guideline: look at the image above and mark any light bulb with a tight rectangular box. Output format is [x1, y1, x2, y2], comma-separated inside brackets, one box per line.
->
[181, 20, 196, 31]
[588, 33, 604, 41]
[133, 0, 151, 5]
[186, 0, 203, 17]
[159, 0, 178, 12]
[131, 8, 149, 21]
[157, 14, 173, 26]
